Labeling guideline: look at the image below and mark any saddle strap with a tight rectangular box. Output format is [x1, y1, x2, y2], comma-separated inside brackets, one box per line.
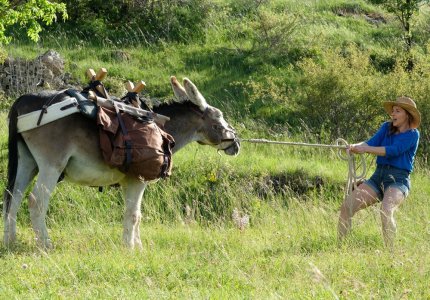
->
[113, 102, 133, 171]
[36, 91, 65, 126]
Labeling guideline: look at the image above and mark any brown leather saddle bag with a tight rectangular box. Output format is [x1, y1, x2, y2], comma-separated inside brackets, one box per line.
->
[97, 106, 175, 181]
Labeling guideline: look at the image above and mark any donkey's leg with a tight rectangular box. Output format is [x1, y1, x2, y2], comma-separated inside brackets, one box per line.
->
[28, 167, 63, 249]
[122, 178, 147, 249]
[3, 142, 37, 246]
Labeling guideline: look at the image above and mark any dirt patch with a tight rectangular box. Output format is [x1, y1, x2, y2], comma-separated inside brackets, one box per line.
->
[256, 169, 325, 197]
[364, 13, 386, 25]
[334, 6, 386, 25]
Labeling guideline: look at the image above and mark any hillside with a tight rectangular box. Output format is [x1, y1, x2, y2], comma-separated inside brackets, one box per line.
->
[1, 1, 430, 298]
[2, 0, 430, 159]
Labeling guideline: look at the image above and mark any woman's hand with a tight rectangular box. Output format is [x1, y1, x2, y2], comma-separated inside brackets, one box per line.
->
[347, 143, 367, 154]
[347, 143, 386, 156]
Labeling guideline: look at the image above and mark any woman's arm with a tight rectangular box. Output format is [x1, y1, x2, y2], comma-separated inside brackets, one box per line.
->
[348, 142, 386, 156]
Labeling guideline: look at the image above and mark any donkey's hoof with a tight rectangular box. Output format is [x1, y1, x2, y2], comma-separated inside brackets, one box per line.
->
[134, 238, 143, 251]
[36, 238, 53, 250]
[4, 238, 16, 248]
[3, 232, 17, 248]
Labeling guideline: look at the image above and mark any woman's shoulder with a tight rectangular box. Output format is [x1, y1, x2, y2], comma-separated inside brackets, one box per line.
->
[380, 121, 391, 130]
[409, 128, 420, 137]
[400, 127, 420, 140]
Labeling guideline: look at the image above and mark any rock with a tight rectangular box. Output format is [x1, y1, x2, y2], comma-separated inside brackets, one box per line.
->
[112, 50, 130, 61]
[0, 49, 75, 95]
[39, 50, 64, 76]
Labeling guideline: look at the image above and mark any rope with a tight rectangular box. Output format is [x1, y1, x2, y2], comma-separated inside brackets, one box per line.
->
[240, 137, 367, 200]
[334, 138, 367, 201]
[240, 138, 347, 149]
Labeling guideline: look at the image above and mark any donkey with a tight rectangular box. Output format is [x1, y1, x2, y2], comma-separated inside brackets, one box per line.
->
[3, 76, 240, 249]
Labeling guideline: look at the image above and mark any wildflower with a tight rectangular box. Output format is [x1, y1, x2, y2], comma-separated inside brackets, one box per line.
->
[207, 171, 217, 183]
[232, 208, 250, 231]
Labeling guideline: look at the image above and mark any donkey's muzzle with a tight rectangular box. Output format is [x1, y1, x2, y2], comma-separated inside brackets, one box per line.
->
[223, 138, 240, 156]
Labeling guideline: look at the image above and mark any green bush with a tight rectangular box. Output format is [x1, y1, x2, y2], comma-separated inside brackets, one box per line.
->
[223, 1, 308, 66]
[296, 46, 386, 142]
[0, 47, 7, 63]
[232, 76, 292, 125]
[52, 0, 212, 44]
[295, 45, 430, 160]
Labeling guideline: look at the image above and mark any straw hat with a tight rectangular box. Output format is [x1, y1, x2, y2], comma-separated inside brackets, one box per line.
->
[383, 96, 421, 129]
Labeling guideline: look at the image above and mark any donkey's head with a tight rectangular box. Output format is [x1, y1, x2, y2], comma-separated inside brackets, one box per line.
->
[170, 76, 240, 156]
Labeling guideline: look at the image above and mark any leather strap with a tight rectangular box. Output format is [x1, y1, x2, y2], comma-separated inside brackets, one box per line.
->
[36, 105, 48, 126]
[114, 102, 133, 171]
[36, 91, 64, 126]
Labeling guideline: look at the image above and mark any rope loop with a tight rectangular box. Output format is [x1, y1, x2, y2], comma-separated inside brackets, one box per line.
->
[335, 138, 367, 200]
[335, 138, 349, 161]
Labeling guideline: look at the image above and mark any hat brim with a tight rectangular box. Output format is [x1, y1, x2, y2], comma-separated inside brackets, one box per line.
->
[383, 101, 421, 129]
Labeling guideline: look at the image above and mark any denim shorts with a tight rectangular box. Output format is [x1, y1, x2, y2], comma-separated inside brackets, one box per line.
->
[365, 165, 410, 200]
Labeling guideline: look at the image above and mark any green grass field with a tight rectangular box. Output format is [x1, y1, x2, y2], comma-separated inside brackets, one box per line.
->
[2, 0, 430, 298]
[1, 110, 429, 298]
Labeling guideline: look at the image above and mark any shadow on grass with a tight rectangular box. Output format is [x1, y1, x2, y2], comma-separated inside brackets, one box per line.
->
[298, 234, 338, 254]
[255, 169, 344, 201]
[0, 241, 39, 257]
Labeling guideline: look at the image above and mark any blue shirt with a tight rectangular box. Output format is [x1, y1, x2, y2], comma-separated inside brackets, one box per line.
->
[366, 122, 419, 172]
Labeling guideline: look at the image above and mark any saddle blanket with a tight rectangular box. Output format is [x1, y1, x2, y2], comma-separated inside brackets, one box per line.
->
[17, 97, 80, 133]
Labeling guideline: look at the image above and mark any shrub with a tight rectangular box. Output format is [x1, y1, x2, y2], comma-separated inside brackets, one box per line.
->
[296, 46, 386, 142]
[231, 75, 293, 125]
[0, 47, 7, 64]
[51, 0, 212, 44]
[221, 0, 309, 66]
[296, 45, 430, 160]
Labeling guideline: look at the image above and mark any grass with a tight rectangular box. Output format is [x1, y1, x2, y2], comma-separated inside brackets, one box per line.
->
[2, 0, 430, 297]
[1, 203, 429, 298]
[1, 110, 430, 298]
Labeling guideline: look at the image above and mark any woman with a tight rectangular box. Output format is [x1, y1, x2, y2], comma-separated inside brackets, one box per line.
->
[338, 96, 421, 248]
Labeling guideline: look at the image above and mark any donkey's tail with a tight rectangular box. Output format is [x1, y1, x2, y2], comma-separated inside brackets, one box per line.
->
[4, 101, 20, 215]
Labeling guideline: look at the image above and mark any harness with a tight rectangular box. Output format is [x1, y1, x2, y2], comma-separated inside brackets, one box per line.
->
[16, 89, 98, 133]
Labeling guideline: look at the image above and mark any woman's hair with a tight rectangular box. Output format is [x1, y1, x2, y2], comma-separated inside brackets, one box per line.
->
[389, 110, 413, 135]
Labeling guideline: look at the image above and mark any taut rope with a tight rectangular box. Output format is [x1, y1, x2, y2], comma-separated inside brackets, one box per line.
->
[240, 137, 367, 200]
[240, 138, 348, 149]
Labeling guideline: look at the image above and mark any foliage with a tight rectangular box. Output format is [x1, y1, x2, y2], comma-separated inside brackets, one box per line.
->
[296, 46, 387, 141]
[223, 0, 308, 66]
[54, 0, 212, 44]
[368, 0, 430, 70]
[230, 75, 294, 127]
[0, 46, 6, 64]
[0, 0, 67, 45]
[2, 1, 430, 297]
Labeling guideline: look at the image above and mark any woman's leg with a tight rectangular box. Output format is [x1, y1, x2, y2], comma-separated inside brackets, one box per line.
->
[380, 187, 406, 249]
[338, 183, 379, 241]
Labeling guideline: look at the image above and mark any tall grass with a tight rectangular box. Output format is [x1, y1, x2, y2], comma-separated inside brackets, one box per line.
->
[1, 105, 429, 298]
[1, 0, 430, 297]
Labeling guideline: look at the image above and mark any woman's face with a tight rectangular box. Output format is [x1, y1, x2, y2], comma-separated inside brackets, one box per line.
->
[390, 105, 409, 128]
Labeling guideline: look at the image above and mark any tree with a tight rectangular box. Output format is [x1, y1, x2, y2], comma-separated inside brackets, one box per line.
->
[371, 0, 430, 69]
[0, 0, 67, 45]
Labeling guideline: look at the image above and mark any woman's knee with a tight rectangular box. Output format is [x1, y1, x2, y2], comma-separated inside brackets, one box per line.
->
[382, 187, 406, 208]
[380, 202, 394, 220]
[349, 184, 379, 209]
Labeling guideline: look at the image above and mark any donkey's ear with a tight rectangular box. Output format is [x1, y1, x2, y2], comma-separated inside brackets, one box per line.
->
[170, 76, 188, 102]
[183, 78, 208, 110]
